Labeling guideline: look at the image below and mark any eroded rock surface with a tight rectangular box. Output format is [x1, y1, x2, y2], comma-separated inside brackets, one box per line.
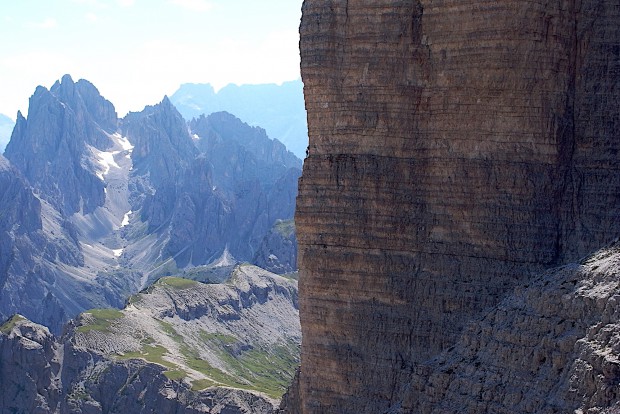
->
[292, 0, 620, 412]
[399, 243, 620, 413]
[0, 265, 299, 413]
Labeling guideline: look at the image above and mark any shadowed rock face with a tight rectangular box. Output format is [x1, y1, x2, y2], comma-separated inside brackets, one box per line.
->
[292, 0, 620, 412]
[398, 243, 620, 413]
[254, 219, 298, 275]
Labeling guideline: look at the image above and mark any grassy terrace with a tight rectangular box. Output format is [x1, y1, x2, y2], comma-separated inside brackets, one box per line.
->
[76, 274, 299, 399]
[76, 309, 124, 333]
[0, 314, 26, 334]
[157, 277, 199, 289]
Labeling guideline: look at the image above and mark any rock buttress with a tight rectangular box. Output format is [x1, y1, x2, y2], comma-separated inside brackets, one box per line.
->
[293, 0, 620, 412]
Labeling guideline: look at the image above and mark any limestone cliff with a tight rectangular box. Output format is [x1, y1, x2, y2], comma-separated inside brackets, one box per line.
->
[292, 0, 620, 412]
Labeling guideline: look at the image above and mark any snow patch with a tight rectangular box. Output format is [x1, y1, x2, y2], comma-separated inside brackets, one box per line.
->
[192, 133, 200, 141]
[210, 247, 236, 268]
[121, 210, 132, 227]
[112, 248, 123, 257]
[93, 148, 121, 180]
[112, 132, 134, 151]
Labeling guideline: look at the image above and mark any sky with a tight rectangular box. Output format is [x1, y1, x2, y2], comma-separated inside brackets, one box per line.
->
[0, 0, 303, 118]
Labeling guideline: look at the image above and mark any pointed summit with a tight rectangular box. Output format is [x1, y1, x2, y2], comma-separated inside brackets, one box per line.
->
[50, 74, 75, 97]
[161, 95, 172, 106]
[49, 75, 117, 135]
[121, 98, 198, 187]
[4, 76, 119, 214]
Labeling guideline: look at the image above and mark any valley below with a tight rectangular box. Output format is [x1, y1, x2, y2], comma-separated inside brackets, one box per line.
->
[1, 264, 299, 413]
[0, 74, 303, 412]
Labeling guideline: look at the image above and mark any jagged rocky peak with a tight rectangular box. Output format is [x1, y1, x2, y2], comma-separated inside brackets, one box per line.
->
[135, 105, 301, 271]
[189, 111, 301, 210]
[121, 95, 198, 186]
[170, 80, 308, 160]
[50, 74, 117, 135]
[0, 72, 302, 349]
[191, 111, 301, 171]
[4, 75, 118, 214]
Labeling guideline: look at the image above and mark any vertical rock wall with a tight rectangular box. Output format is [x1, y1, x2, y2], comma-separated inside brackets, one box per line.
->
[294, 0, 620, 412]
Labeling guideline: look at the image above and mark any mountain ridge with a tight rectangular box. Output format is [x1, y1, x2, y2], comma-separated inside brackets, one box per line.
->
[0, 75, 301, 334]
[0, 264, 299, 413]
[170, 80, 308, 159]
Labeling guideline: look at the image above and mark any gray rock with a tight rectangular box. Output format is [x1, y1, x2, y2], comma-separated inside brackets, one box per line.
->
[253, 220, 297, 274]
[0, 265, 300, 413]
[0, 76, 301, 338]
[170, 81, 308, 159]
[4, 74, 114, 215]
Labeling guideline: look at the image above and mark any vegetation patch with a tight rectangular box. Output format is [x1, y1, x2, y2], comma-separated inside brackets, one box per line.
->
[157, 277, 198, 289]
[199, 331, 238, 345]
[191, 378, 218, 391]
[189, 333, 300, 398]
[76, 309, 124, 333]
[117, 345, 176, 370]
[183, 352, 248, 389]
[215, 343, 300, 398]
[163, 369, 187, 381]
[190, 329, 300, 398]
[0, 314, 26, 334]
[158, 320, 184, 344]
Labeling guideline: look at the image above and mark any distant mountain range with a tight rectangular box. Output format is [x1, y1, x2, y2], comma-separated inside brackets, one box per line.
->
[170, 80, 308, 160]
[0, 75, 301, 334]
[0, 113, 14, 153]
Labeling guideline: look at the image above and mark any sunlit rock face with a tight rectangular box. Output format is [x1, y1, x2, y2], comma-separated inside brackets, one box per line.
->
[0, 75, 301, 335]
[5, 74, 115, 215]
[291, 0, 620, 412]
[0, 265, 300, 413]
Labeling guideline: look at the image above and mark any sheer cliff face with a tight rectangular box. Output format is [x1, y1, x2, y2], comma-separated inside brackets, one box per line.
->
[295, 0, 620, 412]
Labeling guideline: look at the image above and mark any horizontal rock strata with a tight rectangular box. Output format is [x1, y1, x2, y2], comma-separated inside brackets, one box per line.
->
[293, 0, 620, 412]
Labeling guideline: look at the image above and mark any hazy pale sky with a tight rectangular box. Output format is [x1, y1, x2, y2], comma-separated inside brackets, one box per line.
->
[0, 0, 303, 118]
